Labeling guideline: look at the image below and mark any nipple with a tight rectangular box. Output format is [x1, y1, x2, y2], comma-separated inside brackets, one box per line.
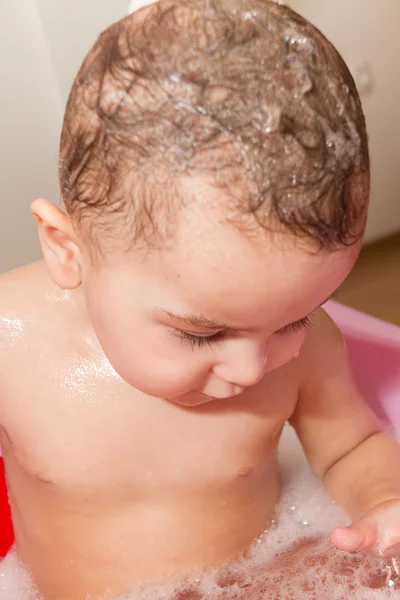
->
[36, 472, 53, 485]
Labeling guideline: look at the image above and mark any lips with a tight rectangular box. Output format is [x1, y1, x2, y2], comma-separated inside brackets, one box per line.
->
[196, 387, 244, 401]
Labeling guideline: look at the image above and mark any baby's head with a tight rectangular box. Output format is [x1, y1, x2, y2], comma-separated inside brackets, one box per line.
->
[34, 0, 369, 405]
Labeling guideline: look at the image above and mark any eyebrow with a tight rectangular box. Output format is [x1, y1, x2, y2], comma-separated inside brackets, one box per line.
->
[161, 310, 232, 330]
[160, 291, 338, 332]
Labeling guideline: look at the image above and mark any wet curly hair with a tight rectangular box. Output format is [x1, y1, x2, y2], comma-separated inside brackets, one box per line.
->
[59, 0, 370, 253]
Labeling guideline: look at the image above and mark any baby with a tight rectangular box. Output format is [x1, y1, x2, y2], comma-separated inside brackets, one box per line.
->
[1, 0, 400, 598]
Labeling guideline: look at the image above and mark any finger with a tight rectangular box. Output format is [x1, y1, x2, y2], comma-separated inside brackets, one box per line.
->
[331, 526, 365, 552]
[330, 521, 377, 553]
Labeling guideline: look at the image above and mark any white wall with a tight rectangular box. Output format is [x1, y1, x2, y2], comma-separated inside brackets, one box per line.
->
[34, 0, 129, 101]
[289, 0, 400, 243]
[0, 0, 129, 273]
[0, 0, 63, 272]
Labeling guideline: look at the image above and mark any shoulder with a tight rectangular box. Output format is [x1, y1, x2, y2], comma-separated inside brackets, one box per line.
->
[298, 307, 347, 376]
[0, 260, 48, 294]
[307, 306, 344, 346]
[0, 260, 49, 317]
[0, 262, 71, 419]
[293, 305, 358, 406]
[290, 307, 382, 478]
[0, 261, 60, 356]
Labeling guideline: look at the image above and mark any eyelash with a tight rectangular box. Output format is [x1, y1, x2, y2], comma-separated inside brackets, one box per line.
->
[283, 316, 313, 334]
[177, 316, 313, 349]
[178, 330, 225, 350]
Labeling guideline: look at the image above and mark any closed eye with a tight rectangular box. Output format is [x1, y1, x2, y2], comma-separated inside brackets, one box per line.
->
[178, 330, 224, 349]
[280, 315, 313, 334]
[176, 314, 314, 350]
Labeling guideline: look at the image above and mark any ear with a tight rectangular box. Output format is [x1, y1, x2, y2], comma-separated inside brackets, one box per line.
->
[31, 199, 82, 290]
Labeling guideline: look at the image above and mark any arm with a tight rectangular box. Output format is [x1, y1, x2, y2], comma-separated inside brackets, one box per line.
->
[290, 309, 400, 554]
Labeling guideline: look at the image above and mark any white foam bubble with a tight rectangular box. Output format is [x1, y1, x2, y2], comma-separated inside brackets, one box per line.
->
[0, 551, 38, 600]
[1, 425, 398, 599]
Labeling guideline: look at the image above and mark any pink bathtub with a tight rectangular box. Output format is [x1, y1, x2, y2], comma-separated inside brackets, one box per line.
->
[325, 301, 400, 430]
[0, 301, 399, 557]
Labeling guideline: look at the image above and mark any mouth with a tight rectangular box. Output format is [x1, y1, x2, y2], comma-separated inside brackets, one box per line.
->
[196, 388, 244, 401]
[197, 391, 217, 401]
[170, 388, 245, 407]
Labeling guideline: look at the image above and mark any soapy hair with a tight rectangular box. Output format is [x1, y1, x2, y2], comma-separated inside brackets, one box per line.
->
[59, 0, 369, 252]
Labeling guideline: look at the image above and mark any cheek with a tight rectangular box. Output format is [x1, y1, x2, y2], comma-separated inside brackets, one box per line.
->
[87, 301, 210, 396]
[266, 331, 307, 372]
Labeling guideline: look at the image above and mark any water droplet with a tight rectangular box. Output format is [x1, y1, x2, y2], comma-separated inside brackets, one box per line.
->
[292, 175, 297, 185]
[195, 104, 207, 115]
[170, 73, 180, 83]
[336, 103, 344, 116]
[244, 11, 253, 20]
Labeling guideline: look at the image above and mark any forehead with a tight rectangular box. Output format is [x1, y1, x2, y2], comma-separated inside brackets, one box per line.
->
[146, 201, 357, 329]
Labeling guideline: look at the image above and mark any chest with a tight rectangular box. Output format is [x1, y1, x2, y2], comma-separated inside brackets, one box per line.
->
[0, 351, 298, 497]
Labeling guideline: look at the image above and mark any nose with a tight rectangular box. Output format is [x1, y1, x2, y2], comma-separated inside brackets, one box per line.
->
[213, 343, 267, 388]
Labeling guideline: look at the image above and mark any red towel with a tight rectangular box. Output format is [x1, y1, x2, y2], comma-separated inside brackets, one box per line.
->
[0, 457, 14, 556]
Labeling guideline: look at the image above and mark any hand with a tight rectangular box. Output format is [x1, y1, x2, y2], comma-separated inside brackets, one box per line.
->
[330, 499, 400, 558]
